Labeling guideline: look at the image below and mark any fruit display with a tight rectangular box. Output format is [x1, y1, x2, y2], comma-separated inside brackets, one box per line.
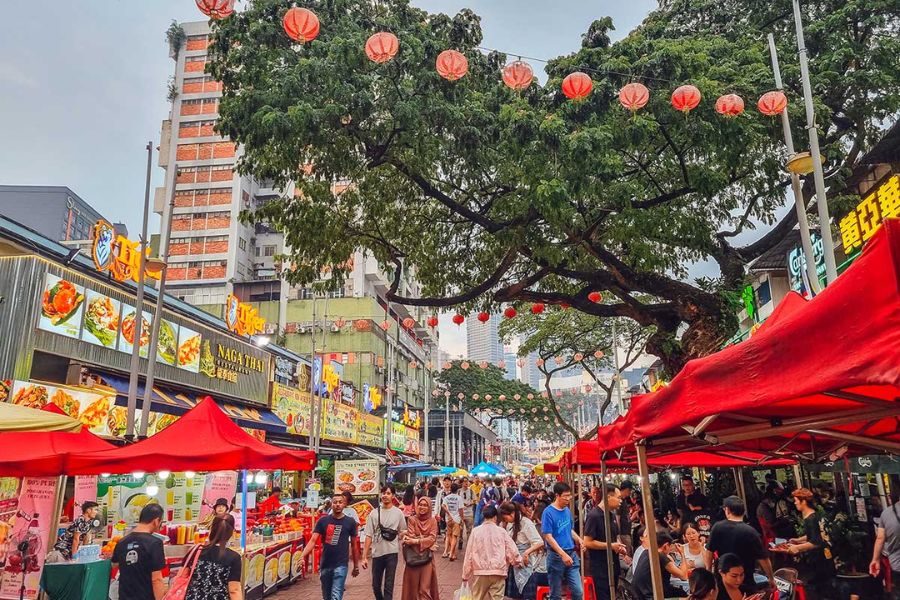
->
[100, 535, 123, 557]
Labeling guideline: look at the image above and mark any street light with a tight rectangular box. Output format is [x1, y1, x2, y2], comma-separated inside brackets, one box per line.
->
[785, 152, 826, 176]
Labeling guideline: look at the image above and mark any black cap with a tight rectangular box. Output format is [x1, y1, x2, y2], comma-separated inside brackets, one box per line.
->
[214, 497, 229, 509]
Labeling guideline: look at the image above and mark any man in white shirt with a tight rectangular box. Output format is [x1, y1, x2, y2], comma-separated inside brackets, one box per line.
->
[434, 476, 452, 535]
[441, 483, 464, 560]
[460, 478, 476, 545]
[362, 486, 407, 600]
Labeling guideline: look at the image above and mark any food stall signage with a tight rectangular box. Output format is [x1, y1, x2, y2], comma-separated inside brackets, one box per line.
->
[840, 173, 899, 251]
[212, 343, 266, 383]
[91, 219, 160, 283]
[224, 294, 265, 337]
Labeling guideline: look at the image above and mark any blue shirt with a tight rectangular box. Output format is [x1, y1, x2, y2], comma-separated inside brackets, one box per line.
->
[510, 492, 532, 507]
[541, 504, 575, 550]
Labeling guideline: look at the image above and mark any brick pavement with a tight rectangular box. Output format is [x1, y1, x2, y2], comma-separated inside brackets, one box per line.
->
[271, 540, 466, 600]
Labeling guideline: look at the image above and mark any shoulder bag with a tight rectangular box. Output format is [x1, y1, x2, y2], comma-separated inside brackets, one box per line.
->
[163, 544, 203, 600]
[377, 505, 399, 542]
[403, 542, 433, 567]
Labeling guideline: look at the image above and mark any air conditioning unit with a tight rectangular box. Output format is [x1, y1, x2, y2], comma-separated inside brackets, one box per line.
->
[297, 326, 307, 334]
[331, 325, 341, 333]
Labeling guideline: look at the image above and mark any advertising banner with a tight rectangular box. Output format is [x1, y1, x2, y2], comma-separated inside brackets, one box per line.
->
[9, 380, 118, 437]
[404, 426, 421, 456]
[271, 384, 312, 436]
[321, 400, 358, 444]
[96, 473, 204, 530]
[335, 460, 380, 497]
[37, 273, 85, 340]
[0, 476, 57, 600]
[199, 471, 238, 524]
[357, 414, 385, 449]
[73, 476, 98, 519]
[0, 479, 21, 567]
[243, 547, 266, 600]
[389, 421, 406, 452]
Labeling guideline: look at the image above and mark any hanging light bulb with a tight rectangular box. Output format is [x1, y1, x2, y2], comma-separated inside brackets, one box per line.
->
[245, 472, 254, 484]
[132, 471, 145, 479]
[254, 471, 268, 485]
[146, 484, 159, 496]
[185, 471, 196, 480]
[100, 473, 111, 478]
[158, 471, 171, 480]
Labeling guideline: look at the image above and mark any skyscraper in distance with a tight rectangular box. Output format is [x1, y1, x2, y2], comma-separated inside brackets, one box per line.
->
[466, 314, 504, 365]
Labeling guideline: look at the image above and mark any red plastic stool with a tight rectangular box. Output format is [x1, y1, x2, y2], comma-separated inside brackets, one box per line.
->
[536, 576, 596, 600]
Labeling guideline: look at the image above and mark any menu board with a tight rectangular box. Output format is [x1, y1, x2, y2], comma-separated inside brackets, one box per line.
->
[96, 473, 204, 530]
[335, 459, 380, 497]
[404, 425, 421, 456]
[118, 304, 152, 358]
[81, 289, 121, 348]
[156, 319, 179, 366]
[37, 273, 85, 339]
[176, 325, 202, 373]
[321, 399, 358, 444]
[271, 384, 312, 436]
[357, 414, 385, 448]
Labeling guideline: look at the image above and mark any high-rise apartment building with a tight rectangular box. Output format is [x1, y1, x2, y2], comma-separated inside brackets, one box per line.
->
[0, 186, 124, 243]
[503, 347, 517, 381]
[466, 315, 503, 364]
[519, 350, 542, 390]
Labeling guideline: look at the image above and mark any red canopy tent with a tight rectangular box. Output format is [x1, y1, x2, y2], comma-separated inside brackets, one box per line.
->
[67, 396, 316, 475]
[566, 440, 796, 470]
[0, 404, 116, 477]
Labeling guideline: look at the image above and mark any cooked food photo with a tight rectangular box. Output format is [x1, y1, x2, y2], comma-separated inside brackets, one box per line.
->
[358, 470, 377, 481]
[338, 472, 354, 483]
[107, 407, 127, 437]
[50, 389, 81, 417]
[278, 552, 291, 579]
[41, 279, 84, 325]
[337, 483, 356, 493]
[157, 321, 177, 365]
[81, 396, 111, 429]
[358, 481, 376, 494]
[12, 385, 48, 409]
[248, 554, 265, 587]
[154, 413, 177, 433]
[84, 294, 119, 347]
[264, 557, 279, 589]
[121, 311, 151, 348]
[177, 334, 201, 368]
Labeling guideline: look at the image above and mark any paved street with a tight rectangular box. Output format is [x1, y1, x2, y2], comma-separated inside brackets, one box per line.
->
[272, 544, 465, 600]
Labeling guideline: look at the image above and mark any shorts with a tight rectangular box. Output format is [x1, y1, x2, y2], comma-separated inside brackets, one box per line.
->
[446, 520, 462, 536]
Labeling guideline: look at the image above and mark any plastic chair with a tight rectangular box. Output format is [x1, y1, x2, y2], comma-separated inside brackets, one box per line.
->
[774, 567, 807, 600]
[536, 576, 596, 600]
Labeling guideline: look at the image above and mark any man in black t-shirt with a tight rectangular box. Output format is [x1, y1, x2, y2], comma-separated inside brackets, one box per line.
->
[112, 503, 166, 600]
[583, 484, 624, 600]
[705, 496, 775, 594]
[631, 530, 685, 600]
[675, 476, 708, 524]
[787, 488, 836, 599]
[301, 493, 360, 600]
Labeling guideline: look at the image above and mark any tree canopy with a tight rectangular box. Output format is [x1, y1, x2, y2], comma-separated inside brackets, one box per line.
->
[207, 0, 900, 374]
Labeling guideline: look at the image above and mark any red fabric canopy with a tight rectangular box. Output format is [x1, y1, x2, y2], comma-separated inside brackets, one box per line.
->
[0, 405, 116, 477]
[609, 219, 900, 460]
[67, 397, 316, 475]
[566, 440, 795, 470]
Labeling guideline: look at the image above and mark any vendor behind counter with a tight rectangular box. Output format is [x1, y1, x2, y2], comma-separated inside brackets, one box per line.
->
[49, 501, 100, 562]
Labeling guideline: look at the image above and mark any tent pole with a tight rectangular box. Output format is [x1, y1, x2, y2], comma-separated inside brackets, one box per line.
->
[600, 458, 617, 600]
[637, 443, 664, 600]
[577, 465, 584, 577]
[241, 470, 247, 552]
[792, 464, 804, 489]
[47, 475, 67, 558]
[733, 468, 747, 507]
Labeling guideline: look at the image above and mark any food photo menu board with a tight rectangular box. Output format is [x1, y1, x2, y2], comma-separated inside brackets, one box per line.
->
[334, 459, 380, 497]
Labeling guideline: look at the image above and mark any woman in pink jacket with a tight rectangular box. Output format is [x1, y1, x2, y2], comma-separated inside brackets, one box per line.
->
[462, 505, 522, 600]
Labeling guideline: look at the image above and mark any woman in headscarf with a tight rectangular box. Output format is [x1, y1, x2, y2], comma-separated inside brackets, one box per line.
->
[401, 496, 440, 600]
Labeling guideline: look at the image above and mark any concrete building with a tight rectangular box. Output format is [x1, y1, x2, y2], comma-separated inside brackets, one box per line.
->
[0, 186, 124, 243]
[503, 347, 517, 381]
[466, 314, 503, 365]
[519, 350, 542, 390]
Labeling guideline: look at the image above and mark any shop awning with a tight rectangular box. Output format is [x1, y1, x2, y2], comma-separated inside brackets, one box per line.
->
[350, 446, 387, 464]
[94, 372, 288, 434]
[67, 396, 316, 475]
[386, 461, 433, 473]
[0, 401, 82, 433]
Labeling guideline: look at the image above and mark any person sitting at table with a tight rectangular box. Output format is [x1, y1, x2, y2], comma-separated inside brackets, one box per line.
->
[716, 553, 765, 600]
[53, 501, 99, 560]
[681, 522, 705, 571]
[687, 567, 718, 600]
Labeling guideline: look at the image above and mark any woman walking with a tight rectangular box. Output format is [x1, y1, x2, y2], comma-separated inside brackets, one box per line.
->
[401, 497, 440, 600]
[462, 505, 521, 600]
[499, 502, 546, 600]
[185, 514, 243, 600]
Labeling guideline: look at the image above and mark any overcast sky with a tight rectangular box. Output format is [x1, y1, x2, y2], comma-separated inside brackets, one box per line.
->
[0, 0, 656, 357]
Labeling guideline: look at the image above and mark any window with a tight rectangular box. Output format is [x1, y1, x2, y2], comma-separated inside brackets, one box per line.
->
[239, 238, 247, 251]
[756, 279, 772, 307]
[264, 245, 276, 257]
[189, 261, 203, 268]
[255, 247, 261, 257]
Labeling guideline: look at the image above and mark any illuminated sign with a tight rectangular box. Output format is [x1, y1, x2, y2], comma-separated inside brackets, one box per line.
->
[839, 174, 900, 251]
[787, 233, 826, 295]
[224, 294, 266, 337]
[91, 220, 160, 284]
[211, 342, 267, 383]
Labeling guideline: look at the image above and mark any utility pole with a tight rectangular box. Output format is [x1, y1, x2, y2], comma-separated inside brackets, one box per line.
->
[444, 391, 451, 465]
[308, 294, 318, 452]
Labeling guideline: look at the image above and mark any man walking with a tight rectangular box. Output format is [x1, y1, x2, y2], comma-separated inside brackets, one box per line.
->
[870, 493, 900, 599]
[705, 495, 775, 593]
[112, 504, 167, 600]
[362, 485, 406, 600]
[441, 483, 465, 560]
[460, 478, 476, 544]
[542, 482, 583, 600]
[302, 493, 360, 600]
[583, 484, 626, 600]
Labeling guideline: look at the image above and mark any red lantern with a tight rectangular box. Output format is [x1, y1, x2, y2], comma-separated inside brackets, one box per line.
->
[477, 312, 490, 323]
[671, 84, 702, 114]
[574, 353, 584, 362]
[618, 82, 649, 112]
[452, 314, 465, 326]
[379, 320, 390, 331]
[283, 7, 320, 43]
[354, 319, 371, 332]
[442, 361, 452, 370]
[498, 360, 507, 370]
[514, 394, 521, 401]
[516, 359, 525, 368]
[757, 90, 788, 116]
[585, 385, 592, 393]
[402, 317, 415, 329]
[587, 291, 602, 303]
[499, 394, 507, 401]
[562, 72, 592, 101]
[436, 50, 468, 81]
[503, 306, 517, 319]
[460, 361, 470, 370]
[502, 60, 533, 91]
[535, 358, 544, 367]
[715, 94, 745, 117]
[426, 315, 439, 328]
[593, 350, 604, 359]
[531, 303, 545, 315]
[334, 317, 346, 329]
[479, 361, 488, 369]
[196, 0, 234, 19]
[554, 356, 563, 366]
[365, 32, 399, 64]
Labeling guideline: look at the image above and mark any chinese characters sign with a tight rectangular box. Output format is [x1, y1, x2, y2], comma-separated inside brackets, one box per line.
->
[91, 220, 160, 284]
[840, 174, 900, 251]
[224, 294, 265, 337]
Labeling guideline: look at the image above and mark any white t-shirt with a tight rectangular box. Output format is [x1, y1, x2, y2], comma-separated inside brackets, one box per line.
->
[363, 505, 407, 558]
[442, 493, 463, 523]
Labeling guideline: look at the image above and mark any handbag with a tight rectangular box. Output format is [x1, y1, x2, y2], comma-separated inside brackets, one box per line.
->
[163, 544, 203, 600]
[377, 506, 399, 542]
[402, 543, 433, 567]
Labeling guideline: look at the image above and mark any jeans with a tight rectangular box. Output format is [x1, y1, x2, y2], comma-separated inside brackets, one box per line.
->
[372, 553, 398, 600]
[546, 550, 582, 600]
[320, 565, 349, 600]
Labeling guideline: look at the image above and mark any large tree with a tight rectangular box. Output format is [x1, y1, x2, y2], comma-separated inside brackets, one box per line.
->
[207, 0, 899, 374]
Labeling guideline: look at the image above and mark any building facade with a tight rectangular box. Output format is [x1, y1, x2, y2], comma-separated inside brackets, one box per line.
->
[0, 185, 123, 243]
[466, 314, 504, 365]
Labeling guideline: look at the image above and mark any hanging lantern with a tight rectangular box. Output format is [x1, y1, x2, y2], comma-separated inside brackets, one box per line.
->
[588, 291, 603, 303]
[618, 82, 649, 112]
[503, 306, 517, 319]
[460, 361, 470, 370]
[426, 315, 439, 328]
[365, 32, 399, 64]
[354, 319, 371, 332]
[426, 361, 433, 370]
[479, 361, 488, 369]
[408, 360, 417, 369]
[452, 314, 465, 326]
[457, 393, 465, 400]
[520, 408, 526, 414]
[283, 7, 320, 44]
[402, 317, 415, 329]
[541, 391, 549, 398]
[554, 356, 563, 366]
[485, 394, 492, 401]
[472, 394, 480, 400]
[432, 389, 440, 397]
[525, 393, 533, 400]
[502, 60, 533, 91]
[333, 317, 346, 329]
[535, 358, 544, 367]
[380, 320, 390, 331]
[555, 391, 563, 397]
[531, 303, 545, 315]
[574, 352, 584, 362]
[442, 361, 452, 370]
[671, 84, 702, 114]
[196, 0, 235, 19]
[477, 311, 490, 323]
[436, 50, 468, 81]
[514, 394, 521, 401]
[562, 72, 593, 101]
[498, 359, 507, 370]
[585, 385, 592, 393]
[516, 358, 525, 368]
[560, 302, 570, 310]
[499, 395, 507, 401]
[757, 90, 788, 116]
[715, 93, 745, 117]
[531, 407, 538, 413]
[593, 350, 604, 359]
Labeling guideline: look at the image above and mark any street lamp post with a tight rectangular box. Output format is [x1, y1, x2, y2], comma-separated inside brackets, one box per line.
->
[444, 391, 451, 465]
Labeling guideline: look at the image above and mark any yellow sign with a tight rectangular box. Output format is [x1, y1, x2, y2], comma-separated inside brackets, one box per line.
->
[840, 174, 900, 251]
[224, 294, 266, 337]
[91, 220, 160, 283]
[322, 363, 340, 396]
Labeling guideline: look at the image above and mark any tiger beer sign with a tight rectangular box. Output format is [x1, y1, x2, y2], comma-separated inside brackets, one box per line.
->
[224, 294, 265, 337]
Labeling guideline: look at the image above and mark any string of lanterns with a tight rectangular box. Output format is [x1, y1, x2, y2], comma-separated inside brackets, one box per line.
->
[196, 2, 790, 118]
